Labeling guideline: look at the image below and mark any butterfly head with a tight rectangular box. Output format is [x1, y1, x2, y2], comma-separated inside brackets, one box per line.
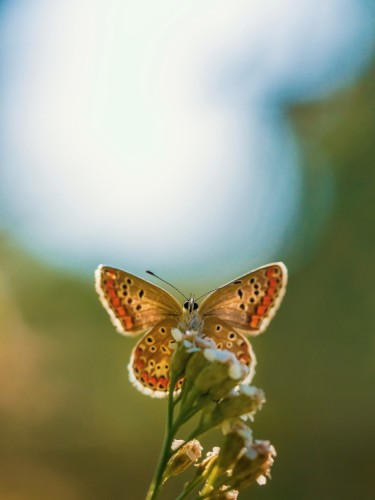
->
[183, 295, 199, 314]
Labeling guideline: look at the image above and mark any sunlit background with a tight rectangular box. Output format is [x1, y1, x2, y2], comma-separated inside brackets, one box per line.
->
[1, 0, 374, 498]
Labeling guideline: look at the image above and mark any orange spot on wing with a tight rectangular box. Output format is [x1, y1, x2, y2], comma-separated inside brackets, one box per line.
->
[148, 376, 157, 387]
[117, 306, 126, 316]
[135, 359, 146, 370]
[157, 377, 168, 389]
[262, 296, 272, 306]
[266, 287, 275, 297]
[250, 315, 261, 329]
[238, 353, 250, 363]
[123, 315, 133, 329]
[111, 297, 121, 307]
[106, 279, 115, 288]
[266, 268, 275, 277]
[268, 278, 278, 287]
[141, 371, 149, 382]
[257, 305, 267, 316]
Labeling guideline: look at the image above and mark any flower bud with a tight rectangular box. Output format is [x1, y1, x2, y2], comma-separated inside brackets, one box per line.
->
[171, 337, 195, 379]
[217, 430, 249, 472]
[163, 439, 203, 480]
[194, 361, 230, 393]
[230, 440, 276, 490]
[208, 488, 239, 499]
[216, 385, 265, 420]
[193, 349, 248, 397]
[200, 386, 265, 432]
[209, 363, 249, 400]
[185, 351, 208, 380]
[195, 447, 220, 479]
[222, 419, 253, 445]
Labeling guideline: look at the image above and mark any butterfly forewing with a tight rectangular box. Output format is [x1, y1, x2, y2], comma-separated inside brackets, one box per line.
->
[95, 265, 182, 336]
[199, 263, 287, 335]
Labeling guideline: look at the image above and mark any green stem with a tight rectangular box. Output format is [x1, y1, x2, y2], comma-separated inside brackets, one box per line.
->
[199, 461, 233, 499]
[177, 390, 212, 430]
[184, 417, 209, 444]
[145, 375, 178, 500]
[175, 473, 205, 500]
[185, 396, 209, 422]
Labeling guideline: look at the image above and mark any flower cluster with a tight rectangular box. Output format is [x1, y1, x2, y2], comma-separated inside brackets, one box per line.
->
[146, 329, 276, 500]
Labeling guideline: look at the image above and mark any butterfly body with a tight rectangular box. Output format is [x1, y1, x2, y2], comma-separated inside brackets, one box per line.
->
[95, 263, 287, 398]
[179, 300, 203, 332]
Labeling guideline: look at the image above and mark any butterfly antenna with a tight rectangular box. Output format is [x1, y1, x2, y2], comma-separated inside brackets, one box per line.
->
[146, 270, 188, 301]
[195, 288, 217, 301]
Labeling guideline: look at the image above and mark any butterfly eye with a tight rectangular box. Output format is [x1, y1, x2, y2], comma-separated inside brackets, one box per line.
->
[183, 301, 199, 311]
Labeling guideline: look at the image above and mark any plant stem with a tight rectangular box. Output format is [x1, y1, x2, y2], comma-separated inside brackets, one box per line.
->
[145, 375, 178, 500]
[175, 474, 205, 500]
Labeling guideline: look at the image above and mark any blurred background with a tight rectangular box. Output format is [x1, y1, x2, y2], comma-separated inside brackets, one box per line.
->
[0, 1, 374, 498]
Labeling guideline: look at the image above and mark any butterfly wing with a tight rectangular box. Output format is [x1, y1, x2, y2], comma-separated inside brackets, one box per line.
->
[95, 265, 182, 337]
[129, 317, 256, 398]
[201, 318, 256, 383]
[128, 318, 183, 398]
[199, 262, 287, 336]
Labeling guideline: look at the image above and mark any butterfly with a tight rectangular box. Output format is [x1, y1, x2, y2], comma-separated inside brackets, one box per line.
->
[95, 263, 287, 398]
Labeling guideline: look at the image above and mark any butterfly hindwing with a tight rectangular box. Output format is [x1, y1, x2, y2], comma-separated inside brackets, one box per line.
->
[199, 263, 287, 336]
[128, 319, 182, 398]
[95, 265, 182, 336]
[129, 317, 256, 397]
[201, 318, 256, 383]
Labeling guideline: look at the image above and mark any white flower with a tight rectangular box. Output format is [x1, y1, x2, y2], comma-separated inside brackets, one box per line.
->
[165, 439, 203, 478]
[195, 336, 216, 349]
[237, 427, 253, 447]
[244, 447, 257, 460]
[223, 489, 239, 499]
[171, 439, 185, 451]
[256, 474, 267, 485]
[210, 446, 221, 456]
[204, 348, 235, 363]
[221, 419, 253, 448]
[228, 360, 248, 381]
[184, 340, 201, 353]
[202, 348, 248, 381]
[171, 328, 184, 342]
[186, 440, 203, 461]
[238, 385, 259, 397]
